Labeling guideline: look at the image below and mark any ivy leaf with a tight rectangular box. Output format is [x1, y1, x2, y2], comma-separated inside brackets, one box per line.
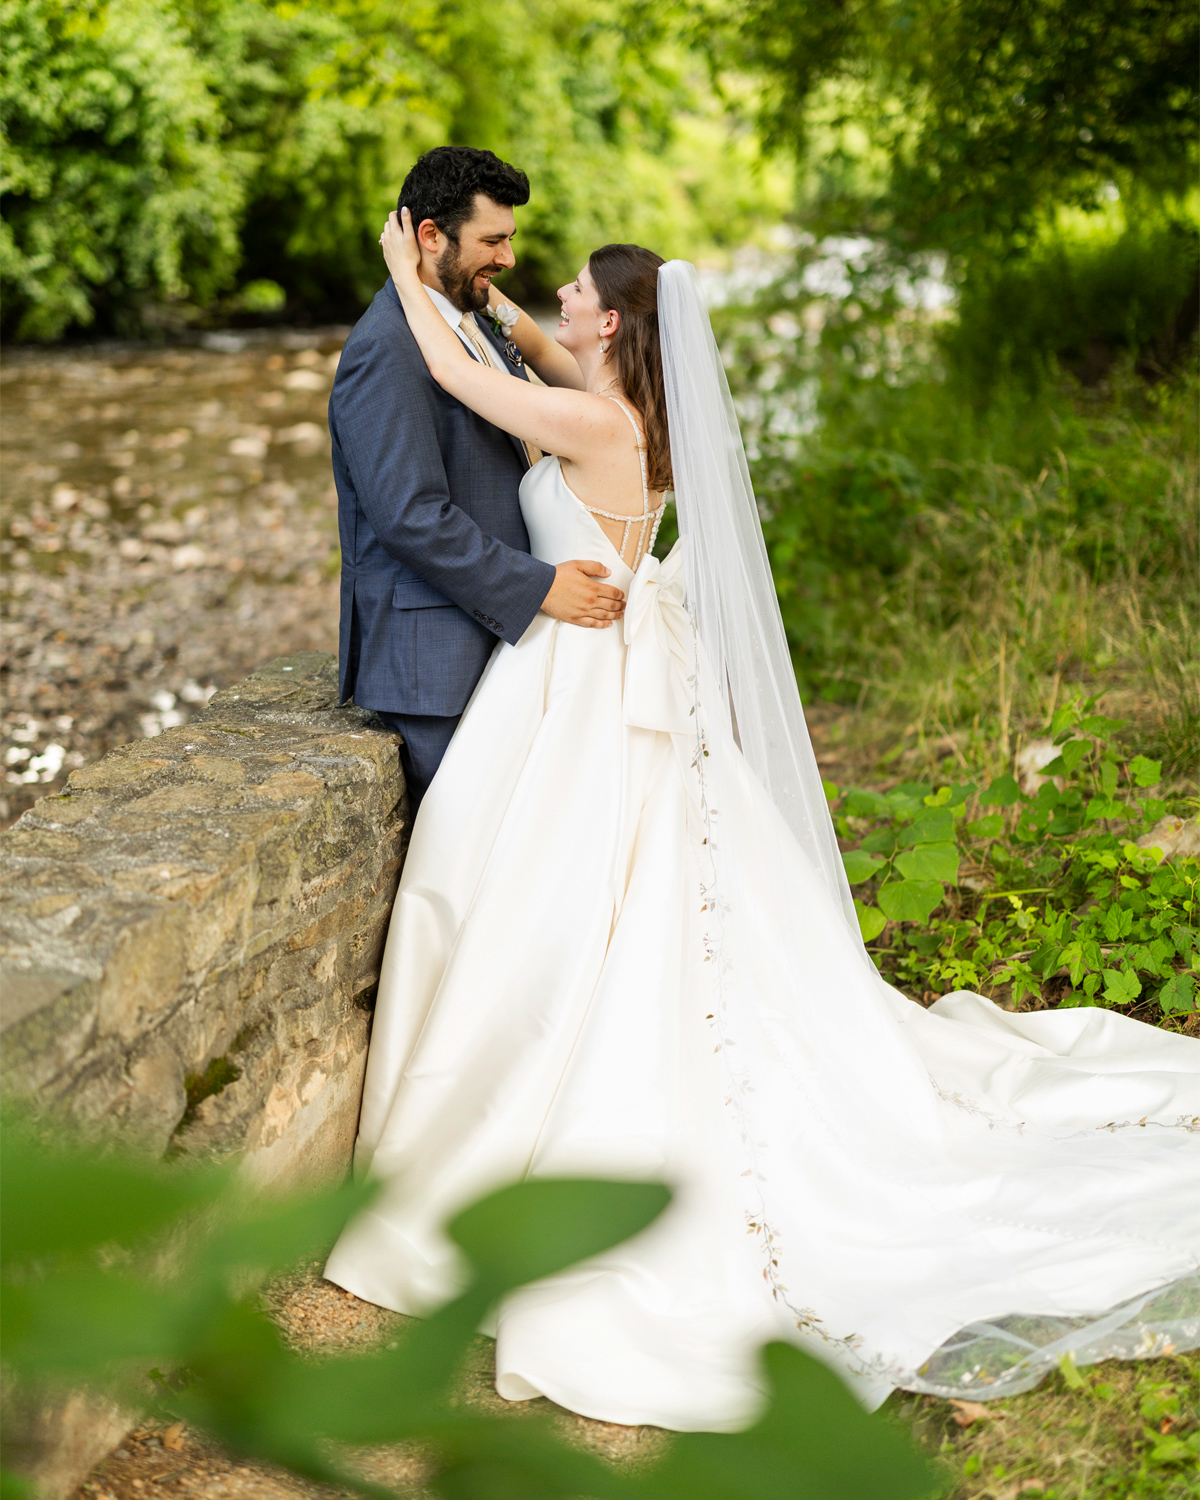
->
[878, 879, 943, 924]
[1102, 906, 1133, 941]
[1031, 942, 1062, 977]
[1085, 795, 1126, 823]
[895, 842, 960, 883]
[1158, 973, 1197, 1015]
[1128, 756, 1162, 788]
[980, 774, 1022, 806]
[898, 808, 955, 846]
[966, 814, 1004, 837]
[860, 828, 898, 854]
[842, 849, 886, 884]
[1059, 941, 1086, 986]
[1101, 967, 1142, 1006]
[843, 789, 891, 817]
[1059, 739, 1090, 774]
[854, 899, 887, 942]
[1049, 705, 1078, 739]
[1170, 925, 1196, 965]
[1080, 714, 1126, 738]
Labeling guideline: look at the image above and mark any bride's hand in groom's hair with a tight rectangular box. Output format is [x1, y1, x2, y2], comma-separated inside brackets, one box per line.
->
[381, 208, 421, 286]
[541, 559, 625, 628]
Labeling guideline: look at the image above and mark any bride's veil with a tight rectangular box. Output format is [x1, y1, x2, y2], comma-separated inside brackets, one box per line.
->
[656, 259, 863, 950]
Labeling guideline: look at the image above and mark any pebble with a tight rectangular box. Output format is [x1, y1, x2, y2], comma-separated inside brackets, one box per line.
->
[1, 333, 347, 829]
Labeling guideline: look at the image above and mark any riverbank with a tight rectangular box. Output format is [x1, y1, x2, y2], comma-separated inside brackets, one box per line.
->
[1, 332, 346, 827]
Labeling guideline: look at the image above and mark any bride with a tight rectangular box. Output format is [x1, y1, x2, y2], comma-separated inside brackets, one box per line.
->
[325, 208, 1200, 1431]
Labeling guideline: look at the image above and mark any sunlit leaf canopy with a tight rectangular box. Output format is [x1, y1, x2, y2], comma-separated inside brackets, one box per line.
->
[2, 0, 1195, 335]
[0, 0, 789, 338]
[729, 0, 1199, 253]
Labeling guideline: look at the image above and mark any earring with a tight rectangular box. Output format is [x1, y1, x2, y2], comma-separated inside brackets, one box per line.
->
[600, 338, 610, 353]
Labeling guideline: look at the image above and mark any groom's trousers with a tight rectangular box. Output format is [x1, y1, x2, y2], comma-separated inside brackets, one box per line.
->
[374, 711, 459, 813]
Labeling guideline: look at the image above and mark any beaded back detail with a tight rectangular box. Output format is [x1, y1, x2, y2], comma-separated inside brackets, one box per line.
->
[574, 396, 665, 569]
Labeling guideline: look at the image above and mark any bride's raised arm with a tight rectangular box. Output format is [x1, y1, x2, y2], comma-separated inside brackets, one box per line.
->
[382, 209, 621, 465]
[485, 286, 586, 391]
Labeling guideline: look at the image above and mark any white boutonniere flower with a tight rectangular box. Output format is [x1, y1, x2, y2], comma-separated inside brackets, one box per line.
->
[488, 301, 521, 339]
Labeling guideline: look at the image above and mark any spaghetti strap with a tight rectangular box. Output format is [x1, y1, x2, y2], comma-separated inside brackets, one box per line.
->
[571, 396, 665, 567]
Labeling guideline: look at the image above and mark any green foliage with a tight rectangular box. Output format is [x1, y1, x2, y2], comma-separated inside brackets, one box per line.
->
[945, 211, 1200, 395]
[893, 1352, 1200, 1500]
[830, 700, 1198, 1020]
[732, 0, 1199, 254]
[0, 1123, 939, 1500]
[1, 0, 789, 337]
[0, 0, 245, 339]
[713, 229, 1199, 775]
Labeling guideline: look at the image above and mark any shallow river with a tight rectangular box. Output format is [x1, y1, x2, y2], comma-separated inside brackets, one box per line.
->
[1, 328, 351, 827]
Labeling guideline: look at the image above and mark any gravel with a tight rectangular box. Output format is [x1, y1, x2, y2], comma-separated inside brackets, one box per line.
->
[1, 332, 349, 829]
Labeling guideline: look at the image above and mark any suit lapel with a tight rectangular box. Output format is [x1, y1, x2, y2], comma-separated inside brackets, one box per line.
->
[389, 286, 532, 472]
[472, 314, 533, 470]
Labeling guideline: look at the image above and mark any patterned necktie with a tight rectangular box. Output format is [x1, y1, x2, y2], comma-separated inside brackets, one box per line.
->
[458, 312, 541, 469]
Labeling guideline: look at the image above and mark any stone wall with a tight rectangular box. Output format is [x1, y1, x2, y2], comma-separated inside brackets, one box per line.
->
[0, 652, 407, 1188]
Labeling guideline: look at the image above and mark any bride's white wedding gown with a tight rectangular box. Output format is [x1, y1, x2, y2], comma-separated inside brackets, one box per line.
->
[325, 451, 1200, 1431]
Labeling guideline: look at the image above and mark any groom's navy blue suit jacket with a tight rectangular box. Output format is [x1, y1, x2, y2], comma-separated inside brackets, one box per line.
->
[329, 278, 555, 717]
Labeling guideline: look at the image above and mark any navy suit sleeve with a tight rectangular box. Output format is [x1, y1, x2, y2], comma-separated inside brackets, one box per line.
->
[331, 317, 555, 646]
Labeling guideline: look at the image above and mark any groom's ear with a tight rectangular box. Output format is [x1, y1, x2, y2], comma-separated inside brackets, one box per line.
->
[414, 217, 444, 256]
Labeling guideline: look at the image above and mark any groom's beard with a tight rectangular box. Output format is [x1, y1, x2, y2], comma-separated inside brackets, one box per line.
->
[436, 240, 498, 313]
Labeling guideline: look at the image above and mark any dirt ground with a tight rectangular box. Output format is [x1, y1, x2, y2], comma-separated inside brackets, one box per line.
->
[75, 1265, 667, 1500]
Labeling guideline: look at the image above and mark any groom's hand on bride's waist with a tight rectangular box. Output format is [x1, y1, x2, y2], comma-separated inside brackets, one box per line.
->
[541, 560, 625, 629]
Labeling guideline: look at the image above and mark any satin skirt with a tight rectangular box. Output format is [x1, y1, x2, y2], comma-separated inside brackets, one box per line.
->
[326, 580, 1200, 1431]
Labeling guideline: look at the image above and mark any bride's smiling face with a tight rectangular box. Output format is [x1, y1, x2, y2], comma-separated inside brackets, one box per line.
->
[555, 264, 616, 356]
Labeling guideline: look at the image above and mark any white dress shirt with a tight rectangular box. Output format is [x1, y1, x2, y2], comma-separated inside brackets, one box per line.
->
[425, 284, 506, 370]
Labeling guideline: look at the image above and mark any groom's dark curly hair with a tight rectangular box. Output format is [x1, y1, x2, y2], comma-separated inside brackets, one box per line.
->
[399, 147, 530, 242]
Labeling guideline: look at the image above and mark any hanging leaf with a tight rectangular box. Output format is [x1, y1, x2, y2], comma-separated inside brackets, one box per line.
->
[878, 880, 944, 924]
[898, 808, 955, 846]
[854, 899, 888, 941]
[842, 849, 886, 884]
[647, 1341, 937, 1500]
[1158, 973, 1196, 1014]
[980, 774, 1023, 806]
[0, 1123, 227, 1269]
[449, 1178, 671, 1298]
[895, 842, 960, 884]
[1128, 756, 1163, 788]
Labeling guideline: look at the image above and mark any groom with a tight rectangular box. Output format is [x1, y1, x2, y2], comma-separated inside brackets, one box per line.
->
[329, 145, 625, 806]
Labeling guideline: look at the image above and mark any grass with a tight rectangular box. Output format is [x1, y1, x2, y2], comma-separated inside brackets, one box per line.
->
[819, 447, 1199, 789]
[754, 370, 1198, 794]
[889, 1353, 1200, 1499]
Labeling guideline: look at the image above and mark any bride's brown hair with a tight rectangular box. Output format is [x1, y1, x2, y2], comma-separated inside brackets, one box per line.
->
[588, 244, 672, 491]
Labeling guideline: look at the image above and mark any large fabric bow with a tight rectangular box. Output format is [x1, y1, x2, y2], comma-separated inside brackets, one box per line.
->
[622, 541, 693, 735]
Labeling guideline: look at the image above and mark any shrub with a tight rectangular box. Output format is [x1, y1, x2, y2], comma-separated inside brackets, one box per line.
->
[832, 698, 1198, 1024]
[0, 0, 245, 339]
